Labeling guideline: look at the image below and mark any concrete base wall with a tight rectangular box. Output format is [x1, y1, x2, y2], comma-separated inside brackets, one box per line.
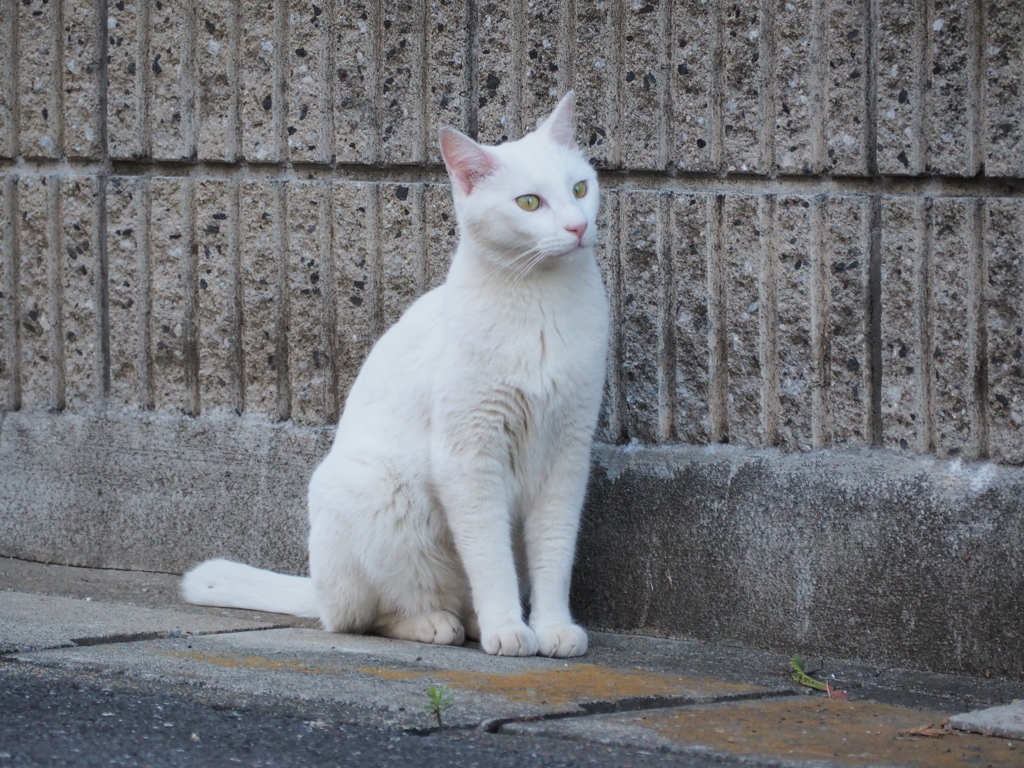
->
[0, 411, 321, 574]
[575, 445, 1024, 679]
[3, 410, 1021, 678]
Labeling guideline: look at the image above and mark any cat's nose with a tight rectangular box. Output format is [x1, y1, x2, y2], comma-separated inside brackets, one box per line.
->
[565, 222, 588, 241]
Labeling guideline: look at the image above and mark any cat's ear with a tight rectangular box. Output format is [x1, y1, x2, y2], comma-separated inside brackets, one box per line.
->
[536, 91, 577, 149]
[439, 128, 499, 196]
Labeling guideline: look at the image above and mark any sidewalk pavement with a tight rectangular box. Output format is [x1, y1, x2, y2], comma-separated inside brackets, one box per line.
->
[2, 556, 1022, 767]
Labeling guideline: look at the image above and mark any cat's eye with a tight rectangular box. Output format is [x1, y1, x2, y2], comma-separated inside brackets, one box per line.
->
[573, 181, 587, 199]
[517, 194, 541, 211]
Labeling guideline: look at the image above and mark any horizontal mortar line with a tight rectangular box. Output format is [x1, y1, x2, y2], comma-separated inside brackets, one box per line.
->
[2, 157, 1024, 198]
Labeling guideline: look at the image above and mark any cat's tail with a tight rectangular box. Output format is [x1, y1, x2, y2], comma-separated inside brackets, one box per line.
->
[180, 559, 320, 619]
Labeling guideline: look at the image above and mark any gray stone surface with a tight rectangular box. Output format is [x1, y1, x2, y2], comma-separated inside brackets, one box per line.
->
[15, 175, 58, 411]
[950, 700, 1024, 741]
[0, 591, 282, 653]
[0, 556, 319, 625]
[106, 0, 147, 159]
[61, 0, 102, 159]
[195, 0, 239, 162]
[4, 561, 1024, 766]
[12, 626, 786, 730]
[574, 443, 1024, 678]
[0, 410, 327, 575]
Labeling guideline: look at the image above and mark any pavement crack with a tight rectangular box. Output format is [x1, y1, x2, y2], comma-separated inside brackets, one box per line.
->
[480, 689, 799, 734]
[71, 632, 168, 647]
[68, 624, 291, 649]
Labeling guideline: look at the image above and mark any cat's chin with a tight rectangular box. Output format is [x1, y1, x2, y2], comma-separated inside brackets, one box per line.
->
[550, 240, 594, 260]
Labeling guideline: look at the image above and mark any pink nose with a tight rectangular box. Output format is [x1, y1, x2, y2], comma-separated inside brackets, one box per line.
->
[566, 222, 587, 240]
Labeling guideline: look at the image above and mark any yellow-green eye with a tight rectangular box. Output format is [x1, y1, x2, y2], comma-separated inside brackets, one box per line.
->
[516, 194, 540, 211]
[573, 181, 587, 199]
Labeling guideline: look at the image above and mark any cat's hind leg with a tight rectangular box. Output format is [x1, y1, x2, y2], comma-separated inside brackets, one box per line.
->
[373, 611, 466, 645]
[312, 560, 379, 635]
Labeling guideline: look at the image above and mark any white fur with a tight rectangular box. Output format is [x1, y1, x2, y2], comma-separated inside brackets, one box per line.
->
[181, 93, 608, 657]
[182, 559, 319, 618]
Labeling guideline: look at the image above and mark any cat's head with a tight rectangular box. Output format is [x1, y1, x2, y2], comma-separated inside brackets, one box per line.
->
[439, 92, 599, 270]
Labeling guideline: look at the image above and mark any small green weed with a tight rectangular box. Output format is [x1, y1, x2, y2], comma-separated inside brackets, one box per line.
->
[424, 684, 456, 729]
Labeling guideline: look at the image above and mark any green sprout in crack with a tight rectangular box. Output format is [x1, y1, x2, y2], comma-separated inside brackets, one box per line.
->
[424, 684, 455, 729]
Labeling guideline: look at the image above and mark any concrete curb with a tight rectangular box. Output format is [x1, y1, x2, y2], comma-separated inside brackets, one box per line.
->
[2, 412, 1023, 677]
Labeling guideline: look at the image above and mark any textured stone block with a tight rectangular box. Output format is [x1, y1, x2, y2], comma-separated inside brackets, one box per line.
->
[475, 2, 520, 145]
[18, 0, 61, 159]
[379, 0, 426, 163]
[423, 182, 456, 291]
[772, 0, 817, 173]
[669, 0, 715, 172]
[240, 0, 282, 162]
[149, 0, 196, 160]
[106, 177, 148, 409]
[149, 177, 196, 414]
[722, 195, 764, 447]
[985, 199, 1024, 464]
[106, 0, 147, 159]
[877, 0, 923, 175]
[59, 176, 101, 409]
[671, 193, 710, 444]
[825, 196, 872, 448]
[331, 182, 376, 408]
[619, 0, 669, 171]
[0, 177, 13, 409]
[239, 181, 284, 418]
[196, 0, 240, 161]
[286, 182, 332, 426]
[0, 0, 13, 157]
[377, 182, 424, 333]
[926, 0, 981, 176]
[16, 176, 59, 410]
[619, 191, 668, 443]
[423, 0, 471, 164]
[823, 0, 868, 174]
[332, 0, 378, 164]
[984, 2, 1024, 177]
[594, 188, 623, 443]
[706, 194, 727, 443]
[61, 0, 102, 158]
[286, 0, 331, 163]
[774, 196, 814, 451]
[721, 2, 765, 173]
[520, 0, 566, 136]
[929, 198, 981, 457]
[194, 180, 240, 413]
[880, 197, 925, 452]
[573, 0, 617, 168]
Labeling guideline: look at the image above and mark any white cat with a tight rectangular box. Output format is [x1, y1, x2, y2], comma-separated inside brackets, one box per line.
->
[181, 93, 609, 658]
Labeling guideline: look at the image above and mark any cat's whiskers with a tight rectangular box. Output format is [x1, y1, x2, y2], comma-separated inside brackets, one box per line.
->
[479, 244, 546, 292]
[507, 248, 553, 288]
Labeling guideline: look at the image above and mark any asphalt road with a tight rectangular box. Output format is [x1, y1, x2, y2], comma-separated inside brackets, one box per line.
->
[0, 664, 717, 768]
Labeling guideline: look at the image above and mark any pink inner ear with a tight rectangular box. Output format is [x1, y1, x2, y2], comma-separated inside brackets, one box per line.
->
[540, 91, 577, 149]
[439, 129, 499, 195]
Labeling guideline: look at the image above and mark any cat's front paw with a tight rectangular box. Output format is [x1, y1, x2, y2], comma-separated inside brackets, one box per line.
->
[533, 622, 588, 657]
[480, 622, 539, 656]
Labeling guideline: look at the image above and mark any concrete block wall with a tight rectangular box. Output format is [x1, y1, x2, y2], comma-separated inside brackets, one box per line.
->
[1, 0, 1020, 460]
[1, 0, 1023, 675]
